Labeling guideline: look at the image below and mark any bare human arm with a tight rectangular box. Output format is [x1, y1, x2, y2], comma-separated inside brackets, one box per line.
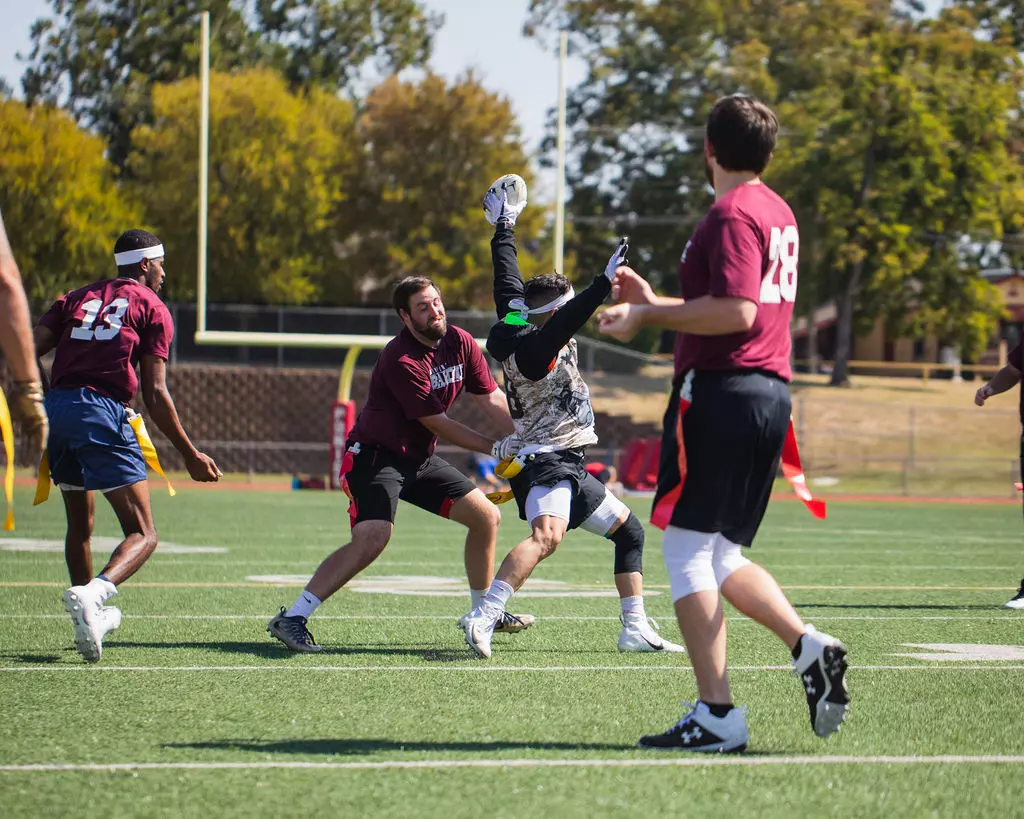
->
[418, 412, 501, 457]
[467, 387, 515, 437]
[598, 295, 757, 342]
[0, 213, 41, 383]
[975, 361, 1022, 406]
[0, 210, 48, 459]
[140, 355, 221, 481]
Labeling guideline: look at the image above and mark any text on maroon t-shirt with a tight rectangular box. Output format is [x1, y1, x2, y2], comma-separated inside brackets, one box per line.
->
[349, 324, 497, 460]
[673, 183, 798, 382]
[38, 278, 173, 405]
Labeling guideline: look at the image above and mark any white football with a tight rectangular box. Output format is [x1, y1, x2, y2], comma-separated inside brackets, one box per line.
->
[488, 174, 528, 209]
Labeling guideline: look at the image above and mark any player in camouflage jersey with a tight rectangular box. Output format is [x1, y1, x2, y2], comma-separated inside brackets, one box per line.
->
[461, 177, 684, 658]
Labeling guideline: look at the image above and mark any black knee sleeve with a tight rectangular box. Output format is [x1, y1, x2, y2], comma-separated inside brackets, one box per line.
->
[612, 512, 644, 575]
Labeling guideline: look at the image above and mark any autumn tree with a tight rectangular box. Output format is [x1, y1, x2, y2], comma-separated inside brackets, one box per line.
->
[130, 69, 358, 305]
[0, 100, 137, 305]
[332, 72, 550, 308]
[22, 0, 439, 171]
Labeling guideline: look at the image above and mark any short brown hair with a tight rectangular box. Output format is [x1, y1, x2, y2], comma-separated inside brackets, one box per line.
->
[706, 95, 779, 175]
[392, 276, 440, 315]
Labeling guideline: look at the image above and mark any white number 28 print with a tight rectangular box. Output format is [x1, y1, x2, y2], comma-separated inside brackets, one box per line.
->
[70, 297, 130, 341]
[760, 225, 799, 304]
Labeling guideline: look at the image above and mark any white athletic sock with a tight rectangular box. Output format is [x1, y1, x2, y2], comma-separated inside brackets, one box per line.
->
[88, 576, 118, 603]
[286, 590, 322, 620]
[470, 589, 487, 609]
[621, 595, 646, 621]
[482, 579, 514, 613]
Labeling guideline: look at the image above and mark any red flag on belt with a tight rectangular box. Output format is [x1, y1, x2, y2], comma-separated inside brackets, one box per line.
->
[651, 395, 826, 530]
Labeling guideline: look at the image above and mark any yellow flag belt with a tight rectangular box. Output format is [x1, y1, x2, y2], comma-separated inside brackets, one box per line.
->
[32, 409, 175, 508]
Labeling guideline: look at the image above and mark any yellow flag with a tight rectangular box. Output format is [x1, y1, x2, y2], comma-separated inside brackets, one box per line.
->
[33, 450, 49, 506]
[127, 412, 175, 497]
[486, 489, 514, 505]
[0, 386, 15, 530]
[33, 410, 175, 505]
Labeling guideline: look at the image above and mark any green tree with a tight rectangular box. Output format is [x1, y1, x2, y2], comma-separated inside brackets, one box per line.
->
[332, 72, 550, 308]
[129, 69, 358, 305]
[22, 0, 439, 171]
[525, 1, 1023, 373]
[0, 100, 137, 305]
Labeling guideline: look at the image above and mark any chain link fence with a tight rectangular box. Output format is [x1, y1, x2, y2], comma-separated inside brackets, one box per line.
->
[166, 302, 660, 374]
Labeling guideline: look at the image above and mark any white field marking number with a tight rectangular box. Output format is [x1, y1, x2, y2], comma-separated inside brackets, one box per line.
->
[760, 225, 799, 304]
[70, 297, 130, 341]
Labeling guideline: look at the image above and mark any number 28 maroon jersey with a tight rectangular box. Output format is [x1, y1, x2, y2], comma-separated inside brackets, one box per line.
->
[673, 182, 798, 383]
[38, 278, 173, 405]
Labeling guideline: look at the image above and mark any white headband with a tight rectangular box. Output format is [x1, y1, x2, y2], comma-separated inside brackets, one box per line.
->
[507, 286, 576, 318]
[114, 244, 164, 266]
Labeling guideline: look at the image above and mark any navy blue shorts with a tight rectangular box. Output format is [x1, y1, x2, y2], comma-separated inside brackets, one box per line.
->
[45, 388, 148, 492]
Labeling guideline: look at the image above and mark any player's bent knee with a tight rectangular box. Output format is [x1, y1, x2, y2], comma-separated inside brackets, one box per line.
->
[352, 520, 392, 557]
[611, 512, 645, 575]
[662, 526, 718, 602]
[529, 517, 566, 558]
[712, 534, 752, 587]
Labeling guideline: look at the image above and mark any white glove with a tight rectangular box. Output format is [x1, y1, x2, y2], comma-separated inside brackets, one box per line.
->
[483, 187, 527, 227]
[491, 434, 521, 461]
[603, 236, 630, 281]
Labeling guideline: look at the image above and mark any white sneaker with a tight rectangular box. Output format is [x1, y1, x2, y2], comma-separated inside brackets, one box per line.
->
[458, 610, 536, 633]
[793, 625, 850, 738]
[462, 607, 500, 659]
[1003, 580, 1024, 610]
[618, 615, 686, 653]
[638, 701, 749, 752]
[63, 584, 114, 663]
[101, 606, 122, 636]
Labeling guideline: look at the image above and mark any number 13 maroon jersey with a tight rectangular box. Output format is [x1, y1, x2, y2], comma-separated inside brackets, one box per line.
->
[38, 278, 174, 405]
[673, 182, 798, 382]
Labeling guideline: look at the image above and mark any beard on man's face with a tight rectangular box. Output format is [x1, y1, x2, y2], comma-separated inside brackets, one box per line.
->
[414, 314, 446, 340]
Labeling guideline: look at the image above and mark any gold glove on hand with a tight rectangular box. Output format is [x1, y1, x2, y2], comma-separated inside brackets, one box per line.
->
[7, 380, 48, 460]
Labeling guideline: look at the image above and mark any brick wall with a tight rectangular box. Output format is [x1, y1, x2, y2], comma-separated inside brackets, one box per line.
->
[3, 363, 656, 475]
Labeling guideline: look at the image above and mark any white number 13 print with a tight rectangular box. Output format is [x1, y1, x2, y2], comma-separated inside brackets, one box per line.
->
[70, 297, 130, 341]
[760, 225, 799, 304]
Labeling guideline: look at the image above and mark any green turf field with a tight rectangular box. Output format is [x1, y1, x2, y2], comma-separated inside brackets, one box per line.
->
[0, 486, 1021, 818]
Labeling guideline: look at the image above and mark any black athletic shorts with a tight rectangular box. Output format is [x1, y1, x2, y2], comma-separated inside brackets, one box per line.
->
[509, 448, 606, 528]
[342, 441, 476, 527]
[653, 369, 791, 547]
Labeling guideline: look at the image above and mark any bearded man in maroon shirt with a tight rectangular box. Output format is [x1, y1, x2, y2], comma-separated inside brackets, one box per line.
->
[599, 95, 850, 752]
[34, 229, 221, 663]
[268, 276, 533, 652]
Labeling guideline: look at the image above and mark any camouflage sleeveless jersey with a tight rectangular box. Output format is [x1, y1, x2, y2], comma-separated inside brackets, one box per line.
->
[502, 337, 598, 451]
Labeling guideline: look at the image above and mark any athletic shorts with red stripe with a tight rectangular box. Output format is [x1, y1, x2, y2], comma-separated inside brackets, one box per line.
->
[653, 369, 791, 547]
[341, 442, 476, 527]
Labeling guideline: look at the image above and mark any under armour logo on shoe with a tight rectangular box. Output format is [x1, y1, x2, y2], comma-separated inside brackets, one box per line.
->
[803, 673, 817, 695]
[681, 727, 703, 744]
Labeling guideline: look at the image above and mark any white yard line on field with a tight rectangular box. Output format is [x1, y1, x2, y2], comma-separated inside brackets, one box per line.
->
[1, 755, 1024, 773]
[2, 664, 1024, 673]
[0, 582, 1018, 591]
[2, 614, 1019, 622]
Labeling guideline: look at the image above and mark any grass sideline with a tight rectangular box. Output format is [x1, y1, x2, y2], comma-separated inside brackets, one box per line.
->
[0, 486, 1022, 817]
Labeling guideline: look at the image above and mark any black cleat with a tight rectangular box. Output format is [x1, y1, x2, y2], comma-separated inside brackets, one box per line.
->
[267, 607, 323, 653]
[638, 701, 748, 753]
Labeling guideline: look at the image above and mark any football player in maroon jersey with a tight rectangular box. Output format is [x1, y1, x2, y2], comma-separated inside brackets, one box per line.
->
[34, 229, 221, 662]
[600, 95, 849, 751]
